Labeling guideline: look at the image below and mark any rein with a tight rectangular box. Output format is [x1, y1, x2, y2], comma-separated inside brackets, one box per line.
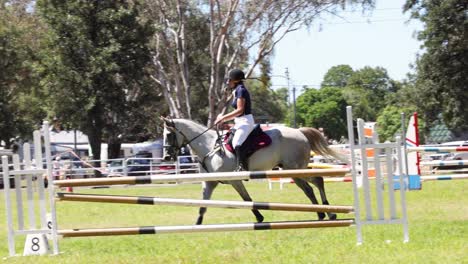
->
[168, 119, 218, 147]
[167, 119, 225, 172]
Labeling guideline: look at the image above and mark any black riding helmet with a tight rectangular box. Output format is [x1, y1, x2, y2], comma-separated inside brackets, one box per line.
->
[228, 69, 245, 81]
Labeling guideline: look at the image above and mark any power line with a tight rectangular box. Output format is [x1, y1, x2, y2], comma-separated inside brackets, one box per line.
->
[321, 18, 409, 25]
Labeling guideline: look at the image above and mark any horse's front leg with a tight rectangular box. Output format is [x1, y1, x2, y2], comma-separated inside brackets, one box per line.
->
[230, 180, 264, 223]
[309, 177, 337, 220]
[196, 181, 219, 225]
[293, 178, 326, 220]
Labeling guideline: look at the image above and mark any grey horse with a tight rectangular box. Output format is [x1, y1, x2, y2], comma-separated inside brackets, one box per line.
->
[162, 118, 344, 225]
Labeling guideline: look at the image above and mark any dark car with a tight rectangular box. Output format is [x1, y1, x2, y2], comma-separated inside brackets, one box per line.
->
[0, 165, 16, 189]
[127, 153, 153, 176]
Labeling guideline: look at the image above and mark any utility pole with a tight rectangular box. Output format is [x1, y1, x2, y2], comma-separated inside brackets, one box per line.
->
[285, 68, 296, 128]
[285, 68, 291, 127]
[292, 86, 297, 128]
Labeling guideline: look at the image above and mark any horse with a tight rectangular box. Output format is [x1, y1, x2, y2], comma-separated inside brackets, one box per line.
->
[161, 117, 344, 225]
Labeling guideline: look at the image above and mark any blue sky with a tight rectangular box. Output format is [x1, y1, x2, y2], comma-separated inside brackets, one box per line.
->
[270, 0, 423, 93]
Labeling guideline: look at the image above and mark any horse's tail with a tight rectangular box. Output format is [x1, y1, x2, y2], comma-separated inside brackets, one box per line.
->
[299, 127, 348, 163]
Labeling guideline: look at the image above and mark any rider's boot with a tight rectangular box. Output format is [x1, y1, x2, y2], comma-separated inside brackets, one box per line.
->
[234, 146, 247, 171]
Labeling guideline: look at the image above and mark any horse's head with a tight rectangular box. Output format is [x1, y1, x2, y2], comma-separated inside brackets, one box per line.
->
[161, 117, 186, 162]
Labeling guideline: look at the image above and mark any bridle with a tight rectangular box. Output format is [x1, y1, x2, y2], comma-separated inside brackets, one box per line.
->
[164, 118, 221, 167]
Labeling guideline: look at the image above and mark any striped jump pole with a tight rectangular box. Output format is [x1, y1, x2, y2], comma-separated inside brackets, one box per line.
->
[421, 174, 468, 181]
[56, 193, 354, 213]
[420, 160, 468, 167]
[54, 168, 350, 187]
[324, 177, 379, 183]
[407, 146, 468, 153]
[58, 219, 354, 238]
[324, 177, 353, 183]
[308, 163, 346, 169]
[430, 169, 468, 174]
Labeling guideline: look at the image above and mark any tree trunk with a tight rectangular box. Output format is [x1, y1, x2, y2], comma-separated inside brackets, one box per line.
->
[107, 137, 122, 159]
[85, 109, 104, 178]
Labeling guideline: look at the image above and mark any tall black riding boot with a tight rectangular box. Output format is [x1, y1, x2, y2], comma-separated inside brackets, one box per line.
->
[234, 146, 246, 171]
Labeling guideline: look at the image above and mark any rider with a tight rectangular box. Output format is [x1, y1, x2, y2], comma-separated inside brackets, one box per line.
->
[215, 69, 254, 171]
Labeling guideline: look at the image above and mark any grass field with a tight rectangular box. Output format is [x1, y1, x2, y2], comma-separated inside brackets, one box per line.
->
[1, 179, 467, 263]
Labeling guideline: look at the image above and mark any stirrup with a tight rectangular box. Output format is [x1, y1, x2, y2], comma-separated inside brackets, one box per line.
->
[235, 165, 245, 172]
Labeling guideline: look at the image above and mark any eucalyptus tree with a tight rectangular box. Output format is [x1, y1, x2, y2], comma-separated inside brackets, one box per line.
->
[144, 0, 375, 125]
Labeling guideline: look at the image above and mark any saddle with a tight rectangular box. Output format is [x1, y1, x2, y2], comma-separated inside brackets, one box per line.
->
[224, 124, 272, 160]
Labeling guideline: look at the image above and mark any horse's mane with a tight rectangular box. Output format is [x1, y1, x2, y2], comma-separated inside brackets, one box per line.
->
[175, 118, 209, 130]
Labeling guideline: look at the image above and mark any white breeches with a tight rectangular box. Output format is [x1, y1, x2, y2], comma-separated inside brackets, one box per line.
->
[232, 114, 255, 147]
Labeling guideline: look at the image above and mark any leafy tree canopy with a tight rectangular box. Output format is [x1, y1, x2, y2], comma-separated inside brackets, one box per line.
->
[0, 1, 45, 148]
[343, 66, 397, 120]
[321, 64, 354, 88]
[296, 86, 347, 140]
[404, 0, 468, 131]
[37, 0, 155, 159]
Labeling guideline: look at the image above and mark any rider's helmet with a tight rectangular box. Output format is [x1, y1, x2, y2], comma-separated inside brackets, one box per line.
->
[228, 69, 245, 81]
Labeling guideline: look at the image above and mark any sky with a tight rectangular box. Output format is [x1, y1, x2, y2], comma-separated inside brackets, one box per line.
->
[270, 0, 423, 94]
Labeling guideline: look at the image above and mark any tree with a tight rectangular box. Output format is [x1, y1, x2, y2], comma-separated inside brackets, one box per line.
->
[142, 1, 211, 121]
[144, 0, 375, 125]
[321, 64, 354, 88]
[296, 86, 347, 140]
[404, 0, 468, 132]
[249, 83, 288, 124]
[37, 1, 154, 165]
[0, 1, 46, 148]
[377, 106, 412, 142]
[343, 66, 396, 121]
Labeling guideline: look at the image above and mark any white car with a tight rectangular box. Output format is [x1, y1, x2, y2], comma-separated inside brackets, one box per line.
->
[439, 141, 468, 169]
[444, 152, 468, 161]
[439, 141, 468, 147]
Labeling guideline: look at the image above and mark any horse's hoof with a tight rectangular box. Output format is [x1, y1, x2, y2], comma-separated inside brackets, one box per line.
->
[329, 214, 337, 220]
[256, 215, 264, 223]
[196, 218, 203, 225]
[318, 212, 326, 220]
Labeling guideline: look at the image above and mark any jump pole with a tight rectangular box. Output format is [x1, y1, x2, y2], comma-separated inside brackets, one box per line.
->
[58, 219, 355, 238]
[407, 146, 468, 153]
[420, 160, 468, 166]
[56, 193, 354, 213]
[54, 168, 350, 187]
[421, 174, 468, 181]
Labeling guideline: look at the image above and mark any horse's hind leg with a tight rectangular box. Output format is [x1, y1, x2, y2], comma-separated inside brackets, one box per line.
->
[293, 178, 326, 220]
[196, 181, 219, 225]
[231, 181, 264, 223]
[309, 177, 337, 220]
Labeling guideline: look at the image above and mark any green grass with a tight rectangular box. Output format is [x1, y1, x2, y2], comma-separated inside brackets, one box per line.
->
[1, 180, 467, 263]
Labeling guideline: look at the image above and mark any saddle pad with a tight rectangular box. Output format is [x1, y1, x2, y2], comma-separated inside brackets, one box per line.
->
[224, 129, 272, 157]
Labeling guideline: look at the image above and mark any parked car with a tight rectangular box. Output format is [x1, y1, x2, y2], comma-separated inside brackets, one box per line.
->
[0, 165, 16, 189]
[439, 141, 468, 147]
[431, 141, 468, 170]
[435, 152, 468, 170]
[125, 152, 166, 176]
[105, 160, 125, 177]
[127, 157, 153, 176]
[445, 152, 468, 161]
